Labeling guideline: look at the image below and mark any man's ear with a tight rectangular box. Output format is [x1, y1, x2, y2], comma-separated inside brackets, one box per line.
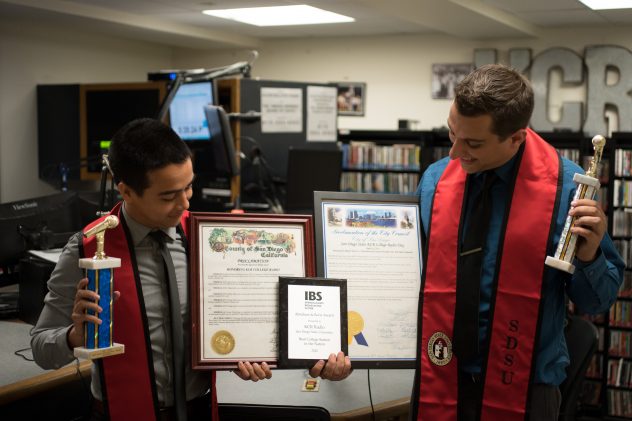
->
[117, 182, 134, 202]
[510, 129, 527, 149]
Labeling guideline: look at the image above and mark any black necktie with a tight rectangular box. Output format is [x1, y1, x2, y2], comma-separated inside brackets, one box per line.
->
[150, 230, 187, 421]
[453, 171, 496, 363]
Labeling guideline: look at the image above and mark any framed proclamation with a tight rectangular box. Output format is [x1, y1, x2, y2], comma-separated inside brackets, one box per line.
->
[189, 213, 315, 369]
[314, 191, 422, 368]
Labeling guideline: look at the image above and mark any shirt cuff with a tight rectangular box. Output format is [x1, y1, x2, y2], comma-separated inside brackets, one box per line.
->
[61, 325, 78, 356]
[574, 248, 607, 280]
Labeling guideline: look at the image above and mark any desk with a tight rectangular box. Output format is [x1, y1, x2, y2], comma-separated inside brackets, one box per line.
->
[0, 320, 91, 405]
[2, 319, 414, 417]
[216, 367, 414, 415]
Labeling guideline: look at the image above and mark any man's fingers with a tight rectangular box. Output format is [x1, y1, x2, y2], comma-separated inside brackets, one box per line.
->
[234, 361, 273, 382]
[243, 361, 258, 382]
[309, 359, 325, 378]
[72, 312, 102, 325]
[252, 363, 268, 380]
[261, 362, 273, 379]
[332, 352, 345, 378]
[321, 353, 337, 379]
[234, 361, 249, 380]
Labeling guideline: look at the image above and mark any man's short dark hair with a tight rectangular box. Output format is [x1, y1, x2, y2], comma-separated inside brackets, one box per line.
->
[454, 64, 534, 139]
[108, 118, 192, 195]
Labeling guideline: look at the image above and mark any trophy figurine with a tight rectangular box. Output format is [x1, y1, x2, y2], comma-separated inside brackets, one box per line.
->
[73, 215, 125, 359]
[545, 135, 607, 274]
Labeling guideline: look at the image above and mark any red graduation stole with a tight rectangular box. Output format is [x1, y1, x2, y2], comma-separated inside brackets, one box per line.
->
[82, 202, 218, 420]
[416, 129, 560, 420]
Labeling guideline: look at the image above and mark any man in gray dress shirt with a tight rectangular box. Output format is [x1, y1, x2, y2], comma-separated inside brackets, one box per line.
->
[31, 118, 351, 421]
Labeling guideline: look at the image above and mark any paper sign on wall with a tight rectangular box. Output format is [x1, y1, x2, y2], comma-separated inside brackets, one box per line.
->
[260, 87, 303, 133]
[306, 85, 337, 142]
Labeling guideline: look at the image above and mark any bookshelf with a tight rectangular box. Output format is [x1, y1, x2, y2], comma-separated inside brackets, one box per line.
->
[539, 132, 615, 419]
[538, 132, 612, 419]
[337, 130, 430, 195]
[604, 132, 632, 419]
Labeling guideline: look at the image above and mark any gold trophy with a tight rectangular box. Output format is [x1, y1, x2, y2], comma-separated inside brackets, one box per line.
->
[73, 215, 125, 359]
[545, 135, 606, 274]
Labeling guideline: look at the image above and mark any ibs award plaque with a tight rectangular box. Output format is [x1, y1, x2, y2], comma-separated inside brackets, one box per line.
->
[545, 135, 606, 274]
[74, 215, 125, 359]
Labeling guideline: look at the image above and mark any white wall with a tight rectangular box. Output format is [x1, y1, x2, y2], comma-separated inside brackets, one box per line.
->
[0, 18, 173, 202]
[2, 20, 632, 203]
[172, 26, 632, 131]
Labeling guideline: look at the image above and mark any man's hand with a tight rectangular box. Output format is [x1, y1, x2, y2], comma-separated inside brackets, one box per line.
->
[67, 278, 120, 349]
[309, 352, 352, 381]
[233, 361, 272, 382]
[569, 198, 607, 262]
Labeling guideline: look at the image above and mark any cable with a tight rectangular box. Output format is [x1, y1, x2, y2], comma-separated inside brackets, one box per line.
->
[367, 369, 376, 421]
[239, 136, 285, 213]
[74, 357, 92, 398]
[14, 347, 34, 362]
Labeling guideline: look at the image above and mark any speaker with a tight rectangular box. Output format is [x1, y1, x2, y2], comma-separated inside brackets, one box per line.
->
[37, 84, 81, 183]
[37, 82, 166, 183]
[18, 257, 55, 325]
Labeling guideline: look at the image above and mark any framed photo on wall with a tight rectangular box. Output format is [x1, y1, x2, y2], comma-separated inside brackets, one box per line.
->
[431, 63, 473, 99]
[334, 82, 366, 116]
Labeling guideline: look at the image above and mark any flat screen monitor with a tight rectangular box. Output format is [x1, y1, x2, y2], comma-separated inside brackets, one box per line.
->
[285, 148, 343, 213]
[0, 192, 81, 268]
[202, 105, 239, 177]
[168, 81, 214, 141]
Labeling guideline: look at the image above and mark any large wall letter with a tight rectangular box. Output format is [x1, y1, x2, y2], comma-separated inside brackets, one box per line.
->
[584, 45, 632, 136]
[474, 49, 497, 68]
[508, 48, 531, 75]
[530, 48, 583, 133]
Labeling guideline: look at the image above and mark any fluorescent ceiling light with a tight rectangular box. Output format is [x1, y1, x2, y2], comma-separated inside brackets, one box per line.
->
[202, 5, 354, 26]
[577, 0, 632, 10]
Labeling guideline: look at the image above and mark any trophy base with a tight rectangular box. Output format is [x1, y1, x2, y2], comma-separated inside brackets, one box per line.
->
[545, 256, 575, 274]
[74, 343, 125, 360]
[79, 257, 122, 270]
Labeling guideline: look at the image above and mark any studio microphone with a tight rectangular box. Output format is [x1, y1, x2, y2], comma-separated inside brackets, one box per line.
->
[98, 154, 115, 217]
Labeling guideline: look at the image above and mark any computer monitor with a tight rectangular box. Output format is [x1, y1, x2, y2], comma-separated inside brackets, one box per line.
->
[285, 147, 343, 214]
[168, 81, 214, 141]
[0, 191, 80, 269]
[203, 105, 239, 177]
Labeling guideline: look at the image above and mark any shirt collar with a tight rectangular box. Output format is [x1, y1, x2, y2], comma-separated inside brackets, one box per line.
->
[472, 152, 518, 185]
[121, 203, 177, 246]
[494, 153, 518, 184]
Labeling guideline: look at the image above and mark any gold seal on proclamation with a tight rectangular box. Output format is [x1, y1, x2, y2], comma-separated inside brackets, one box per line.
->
[348, 311, 365, 344]
[211, 330, 235, 355]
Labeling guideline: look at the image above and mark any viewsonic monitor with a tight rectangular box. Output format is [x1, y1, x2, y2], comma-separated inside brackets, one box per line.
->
[0, 192, 80, 268]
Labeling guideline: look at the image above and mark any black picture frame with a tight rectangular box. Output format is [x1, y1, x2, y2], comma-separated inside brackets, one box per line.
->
[334, 82, 366, 116]
[278, 276, 348, 369]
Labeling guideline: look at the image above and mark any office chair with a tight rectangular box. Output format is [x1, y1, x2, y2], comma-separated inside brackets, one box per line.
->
[218, 403, 330, 421]
[558, 315, 599, 421]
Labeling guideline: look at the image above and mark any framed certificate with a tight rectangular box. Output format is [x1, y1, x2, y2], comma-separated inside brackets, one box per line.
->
[278, 277, 348, 369]
[314, 191, 423, 368]
[189, 213, 315, 369]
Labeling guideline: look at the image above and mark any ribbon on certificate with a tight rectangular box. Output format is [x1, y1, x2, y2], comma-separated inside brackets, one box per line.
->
[348, 311, 369, 347]
[353, 332, 368, 346]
